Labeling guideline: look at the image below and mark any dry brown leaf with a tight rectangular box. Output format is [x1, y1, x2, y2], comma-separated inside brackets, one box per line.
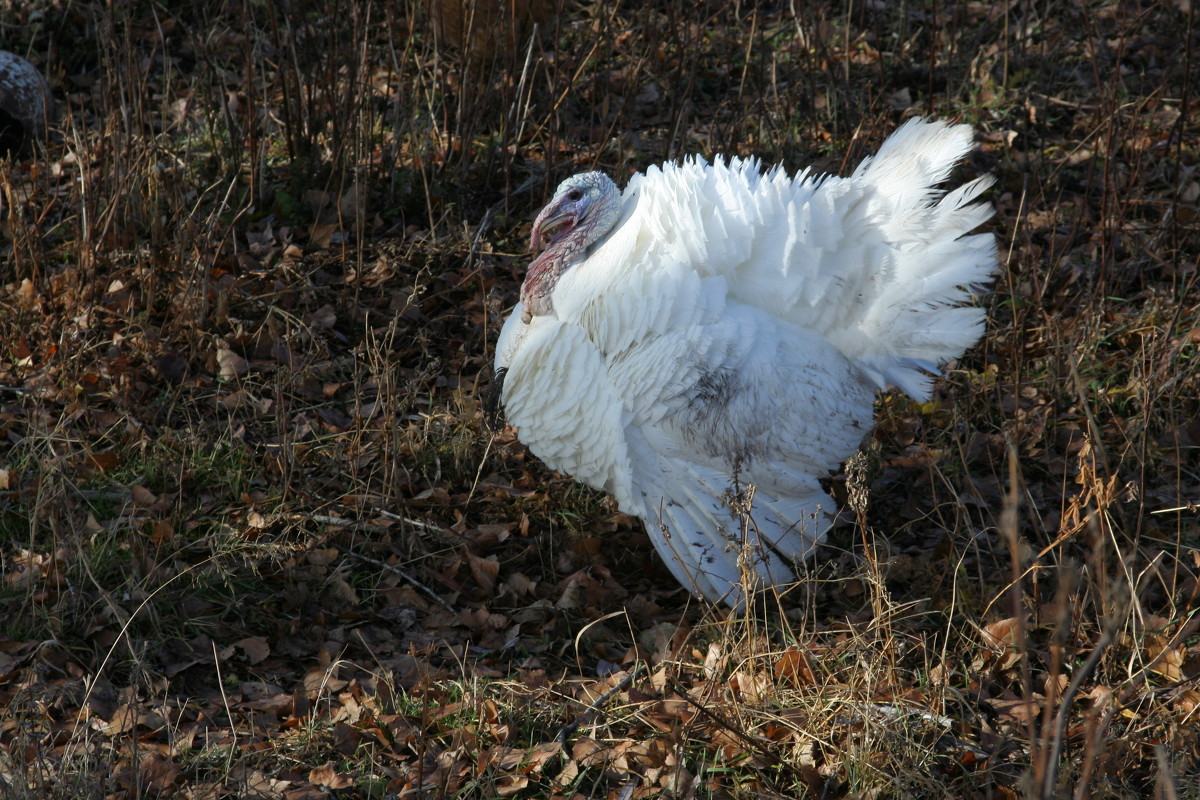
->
[701, 642, 724, 679]
[660, 762, 694, 794]
[1151, 646, 1185, 681]
[989, 696, 1041, 724]
[980, 616, 1025, 649]
[468, 552, 500, 594]
[307, 547, 339, 565]
[504, 571, 537, 597]
[1173, 689, 1200, 714]
[328, 573, 360, 606]
[639, 621, 685, 664]
[627, 737, 670, 768]
[131, 484, 158, 506]
[523, 742, 562, 772]
[480, 698, 500, 724]
[150, 519, 174, 544]
[774, 646, 818, 687]
[553, 758, 580, 789]
[309, 762, 353, 789]
[496, 775, 529, 796]
[730, 669, 771, 703]
[236, 636, 270, 664]
[572, 736, 605, 765]
[309, 223, 337, 249]
[216, 346, 249, 380]
[472, 523, 512, 545]
[87, 450, 120, 473]
[15, 278, 37, 306]
[103, 704, 140, 735]
[132, 753, 182, 792]
[485, 745, 526, 770]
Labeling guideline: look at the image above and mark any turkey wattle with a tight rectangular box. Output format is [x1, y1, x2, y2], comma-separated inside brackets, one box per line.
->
[493, 119, 997, 606]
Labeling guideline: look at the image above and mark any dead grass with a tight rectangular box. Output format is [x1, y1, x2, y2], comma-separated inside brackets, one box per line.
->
[0, 0, 1198, 798]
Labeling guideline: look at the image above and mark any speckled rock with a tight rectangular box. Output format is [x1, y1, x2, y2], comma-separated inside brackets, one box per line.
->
[0, 50, 54, 157]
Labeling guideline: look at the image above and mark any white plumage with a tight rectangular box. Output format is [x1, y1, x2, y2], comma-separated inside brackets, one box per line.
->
[493, 119, 997, 606]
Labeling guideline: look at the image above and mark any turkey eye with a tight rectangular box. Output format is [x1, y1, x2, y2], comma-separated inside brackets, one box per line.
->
[567, 189, 583, 201]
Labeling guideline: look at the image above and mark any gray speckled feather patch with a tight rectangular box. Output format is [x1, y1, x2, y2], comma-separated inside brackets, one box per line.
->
[0, 50, 54, 155]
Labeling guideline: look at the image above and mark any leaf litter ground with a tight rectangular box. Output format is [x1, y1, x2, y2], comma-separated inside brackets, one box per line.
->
[0, 1, 1199, 798]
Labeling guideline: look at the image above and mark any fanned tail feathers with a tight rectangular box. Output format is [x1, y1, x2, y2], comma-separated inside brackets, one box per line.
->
[843, 119, 997, 397]
[633, 118, 996, 401]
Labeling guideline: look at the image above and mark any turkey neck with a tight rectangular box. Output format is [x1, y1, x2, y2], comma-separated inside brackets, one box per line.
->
[520, 236, 584, 323]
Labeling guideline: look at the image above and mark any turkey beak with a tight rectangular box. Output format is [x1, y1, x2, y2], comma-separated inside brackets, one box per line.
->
[530, 204, 577, 252]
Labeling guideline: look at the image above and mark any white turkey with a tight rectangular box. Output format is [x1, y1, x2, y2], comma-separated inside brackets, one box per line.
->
[491, 118, 997, 606]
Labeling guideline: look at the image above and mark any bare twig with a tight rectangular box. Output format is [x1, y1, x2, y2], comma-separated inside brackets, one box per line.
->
[555, 663, 647, 747]
[1040, 620, 1117, 800]
[337, 545, 454, 612]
